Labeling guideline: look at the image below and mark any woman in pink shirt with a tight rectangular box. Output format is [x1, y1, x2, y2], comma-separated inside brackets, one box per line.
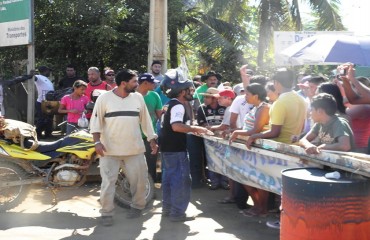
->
[58, 80, 89, 134]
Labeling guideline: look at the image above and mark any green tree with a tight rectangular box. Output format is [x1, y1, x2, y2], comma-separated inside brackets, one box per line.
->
[168, 0, 255, 82]
[34, 0, 129, 79]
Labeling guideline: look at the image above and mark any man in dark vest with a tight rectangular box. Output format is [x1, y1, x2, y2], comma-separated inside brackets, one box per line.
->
[160, 69, 211, 222]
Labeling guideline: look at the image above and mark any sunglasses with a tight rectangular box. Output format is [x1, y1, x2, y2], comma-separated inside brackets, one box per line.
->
[106, 74, 115, 76]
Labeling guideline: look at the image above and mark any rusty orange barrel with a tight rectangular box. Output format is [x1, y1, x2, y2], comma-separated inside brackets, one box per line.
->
[281, 168, 370, 240]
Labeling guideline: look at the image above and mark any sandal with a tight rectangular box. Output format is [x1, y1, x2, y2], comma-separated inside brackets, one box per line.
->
[242, 208, 268, 218]
[217, 197, 236, 204]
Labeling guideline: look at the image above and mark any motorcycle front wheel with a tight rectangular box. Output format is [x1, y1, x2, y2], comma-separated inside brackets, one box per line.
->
[0, 161, 30, 212]
[114, 168, 154, 208]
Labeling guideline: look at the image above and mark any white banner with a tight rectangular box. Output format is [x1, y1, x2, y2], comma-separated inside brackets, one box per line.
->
[204, 138, 321, 195]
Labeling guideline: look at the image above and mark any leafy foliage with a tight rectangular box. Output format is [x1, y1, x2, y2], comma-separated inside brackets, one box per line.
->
[0, 0, 345, 84]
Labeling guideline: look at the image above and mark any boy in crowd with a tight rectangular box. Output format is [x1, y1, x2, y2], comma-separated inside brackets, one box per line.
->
[207, 89, 236, 190]
[299, 93, 354, 154]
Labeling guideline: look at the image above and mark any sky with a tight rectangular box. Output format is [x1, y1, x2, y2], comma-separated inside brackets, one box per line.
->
[300, 0, 370, 36]
[339, 0, 370, 36]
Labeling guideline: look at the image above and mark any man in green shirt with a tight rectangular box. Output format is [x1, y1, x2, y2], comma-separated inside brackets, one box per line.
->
[193, 71, 222, 116]
[137, 73, 163, 182]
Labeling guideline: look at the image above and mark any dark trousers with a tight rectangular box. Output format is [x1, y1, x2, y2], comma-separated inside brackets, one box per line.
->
[35, 102, 53, 137]
[144, 139, 158, 182]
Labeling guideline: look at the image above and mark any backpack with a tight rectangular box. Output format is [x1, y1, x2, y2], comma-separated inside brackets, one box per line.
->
[1, 119, 38, 150]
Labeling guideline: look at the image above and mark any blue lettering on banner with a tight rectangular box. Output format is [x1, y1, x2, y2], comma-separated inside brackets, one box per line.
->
[203, 138, 308, 194]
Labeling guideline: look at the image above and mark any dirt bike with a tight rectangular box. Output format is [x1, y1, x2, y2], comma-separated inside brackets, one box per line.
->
[0, 129, 154, 212]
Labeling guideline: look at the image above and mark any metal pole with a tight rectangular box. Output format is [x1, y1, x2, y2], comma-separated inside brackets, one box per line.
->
[27, 0, 35, 124]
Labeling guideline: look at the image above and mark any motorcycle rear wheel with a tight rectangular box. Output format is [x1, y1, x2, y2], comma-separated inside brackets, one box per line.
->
[0, 161, 30, 212]
[114, 168, 154, 209]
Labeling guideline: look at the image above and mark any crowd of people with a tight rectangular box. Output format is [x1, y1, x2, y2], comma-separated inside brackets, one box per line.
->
[24, 61, 368, 228]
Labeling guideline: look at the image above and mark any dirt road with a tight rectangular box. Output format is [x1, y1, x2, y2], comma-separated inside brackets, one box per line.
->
[0, 182, 279, 240]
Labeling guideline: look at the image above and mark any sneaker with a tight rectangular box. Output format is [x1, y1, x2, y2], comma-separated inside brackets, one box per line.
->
[162, 210, 170, 217]
[209, 184, 220, 190]
[126, 208, 142, 219]
[221, 183, 230, 190]
[170, 214, 195, 222]
[100, 216, 113, 226]
[266, 220, 280, 229]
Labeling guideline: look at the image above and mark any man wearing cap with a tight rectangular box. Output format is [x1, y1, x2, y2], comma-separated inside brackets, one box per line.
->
[34, 66, 55, 138]
[104, 69, 117, 88]
[137, 73, 162, 182]
[197, 87, 225, 127]
[208, 89, 236, 132]
[207, 89, 236, 190]
[90, 69, 158, 226]
[196, 88, 228, 190]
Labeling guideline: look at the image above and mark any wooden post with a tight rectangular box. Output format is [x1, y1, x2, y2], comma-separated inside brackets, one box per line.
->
[27, 0, 35, 124]
[148, 0, 168, 74]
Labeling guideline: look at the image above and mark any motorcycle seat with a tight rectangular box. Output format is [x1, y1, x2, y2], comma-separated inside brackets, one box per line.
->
[33, 138, 65, 153]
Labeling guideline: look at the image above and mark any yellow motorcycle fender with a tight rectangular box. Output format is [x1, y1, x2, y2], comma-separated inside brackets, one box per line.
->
[57, 142, 96, 160]
[0, 143, 50, 160]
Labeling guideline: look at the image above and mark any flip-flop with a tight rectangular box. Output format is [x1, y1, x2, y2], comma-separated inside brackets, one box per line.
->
[242, 208, 268, 218]
[217, 198, 236, 204]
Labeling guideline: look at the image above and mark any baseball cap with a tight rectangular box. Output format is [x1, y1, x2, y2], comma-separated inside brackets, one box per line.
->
[38, 66, 53, 72]
[199, 87, 219, 97]
[297, 75, 312, 88]
[233, 83, 244, 96]
[246, 69, 254, 75]
[105, 69, 115, 75]
[217, 89, 235, 99]
[138, 73, 160, 83]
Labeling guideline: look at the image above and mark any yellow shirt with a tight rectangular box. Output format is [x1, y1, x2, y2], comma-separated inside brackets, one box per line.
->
[269, 91, 307, 144]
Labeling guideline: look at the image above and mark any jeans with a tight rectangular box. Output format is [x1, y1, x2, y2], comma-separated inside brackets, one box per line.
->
[208, 171, 228, 187]
[161, 151, 191, 217]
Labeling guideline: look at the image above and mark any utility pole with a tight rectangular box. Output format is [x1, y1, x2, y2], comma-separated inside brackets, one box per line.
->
[148, 0, 168, 74]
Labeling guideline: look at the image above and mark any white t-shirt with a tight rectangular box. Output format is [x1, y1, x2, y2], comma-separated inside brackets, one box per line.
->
[34, 75, 54, 103]
[170, 102, 191, 125]
[221, 106, 231, 126]
[229, 95, 253, 128]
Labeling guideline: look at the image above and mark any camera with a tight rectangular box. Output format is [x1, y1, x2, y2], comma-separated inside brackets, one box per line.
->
[339, 69, 347, 76]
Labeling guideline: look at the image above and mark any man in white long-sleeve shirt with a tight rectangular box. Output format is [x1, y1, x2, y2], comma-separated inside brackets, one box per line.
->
[34, 66, 54, 138]
[90, 69, 158, 226]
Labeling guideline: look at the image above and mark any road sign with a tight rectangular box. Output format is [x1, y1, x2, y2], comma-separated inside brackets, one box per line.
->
[0, 0, 32, 47]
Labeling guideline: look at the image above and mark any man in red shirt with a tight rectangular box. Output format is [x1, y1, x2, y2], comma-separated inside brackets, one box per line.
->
[85, 67, 112, 101]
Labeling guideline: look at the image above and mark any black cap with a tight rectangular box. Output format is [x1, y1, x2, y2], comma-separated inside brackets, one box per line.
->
[38, 66, 53, 72]
[138, 73, 160, 83]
